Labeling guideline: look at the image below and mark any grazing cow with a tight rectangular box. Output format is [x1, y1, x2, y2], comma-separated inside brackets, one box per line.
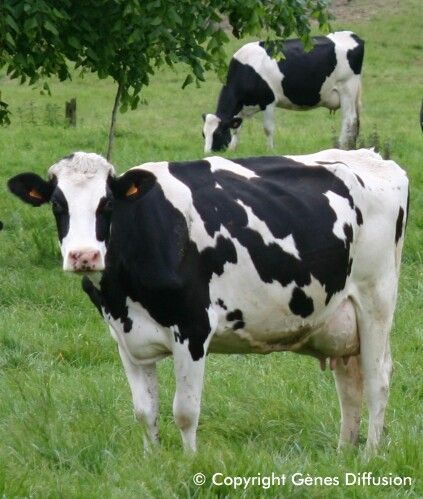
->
[203, 31, 364, 152]
[7, 152, 114, 271]
[79, 149, 408, 456]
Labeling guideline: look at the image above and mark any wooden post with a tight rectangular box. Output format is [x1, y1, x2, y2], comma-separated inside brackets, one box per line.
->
[65, 98, 76, 126]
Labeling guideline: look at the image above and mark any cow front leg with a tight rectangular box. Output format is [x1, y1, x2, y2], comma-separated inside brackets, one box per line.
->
[263, 104, 275, 149]
[228, 125, 242, 150]
[172, 340, 208, 452]
[333, 355, 363, 450]
[118, 345, 159, 450]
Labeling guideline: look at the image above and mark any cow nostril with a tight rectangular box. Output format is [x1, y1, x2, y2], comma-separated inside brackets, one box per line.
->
[68, 249, 102, 271]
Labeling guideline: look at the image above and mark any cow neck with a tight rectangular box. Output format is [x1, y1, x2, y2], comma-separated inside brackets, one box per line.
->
[106, 184, 189, 294]
[215, 85, 242, 122]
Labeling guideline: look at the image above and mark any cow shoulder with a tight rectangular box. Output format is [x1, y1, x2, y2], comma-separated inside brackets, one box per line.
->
[228, 43, 276, 110]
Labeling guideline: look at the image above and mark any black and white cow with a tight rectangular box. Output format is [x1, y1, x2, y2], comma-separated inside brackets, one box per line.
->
[203, 31, 364, 152]
[7, 149, 408, 456]
[7, 152, 114, 271]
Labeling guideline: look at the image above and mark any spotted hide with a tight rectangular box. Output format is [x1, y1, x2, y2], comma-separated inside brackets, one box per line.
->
[81, 149, 408, 455]
[203, 31, 364, 152]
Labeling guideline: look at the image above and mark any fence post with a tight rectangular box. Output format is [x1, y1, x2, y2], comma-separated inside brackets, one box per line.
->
[65, 98, 77, 126]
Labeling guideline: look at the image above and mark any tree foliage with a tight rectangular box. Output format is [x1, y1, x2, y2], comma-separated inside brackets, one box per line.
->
[0, 0, 331, 156]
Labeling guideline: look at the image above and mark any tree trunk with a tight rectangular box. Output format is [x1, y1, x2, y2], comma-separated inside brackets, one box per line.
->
[107, 81, 123, 161]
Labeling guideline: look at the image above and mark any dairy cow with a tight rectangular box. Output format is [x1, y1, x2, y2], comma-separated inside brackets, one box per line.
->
[77, 149, 407, 456]
[8, 152, 114, 271]
[203, 31, 364, 152]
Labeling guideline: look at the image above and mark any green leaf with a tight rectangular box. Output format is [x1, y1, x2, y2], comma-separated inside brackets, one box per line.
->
[5, 14, 19, 33]
[24, 17, 38, 32]
[67, 36, 81, 49]
[168, 7, 182, 25]
[44, 20, 59, 35]
[5, 32, 15, 48]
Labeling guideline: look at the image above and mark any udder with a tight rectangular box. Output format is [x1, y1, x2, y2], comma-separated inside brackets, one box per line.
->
[322, 88, 341, 111]
[303, 298, 359, 370]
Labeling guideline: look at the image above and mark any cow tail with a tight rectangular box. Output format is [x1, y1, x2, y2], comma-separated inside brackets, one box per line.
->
[355, 78, 362, 136]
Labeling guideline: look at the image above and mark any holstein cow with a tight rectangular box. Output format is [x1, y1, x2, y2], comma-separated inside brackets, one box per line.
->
[82, 149, 406, 455]
[203, 31, 364, 152]
[7, 153, 114, 271]
[7, 149, 408, 456]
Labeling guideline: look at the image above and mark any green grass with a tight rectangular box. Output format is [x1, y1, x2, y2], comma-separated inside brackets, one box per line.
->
[0, 1, 422, 497]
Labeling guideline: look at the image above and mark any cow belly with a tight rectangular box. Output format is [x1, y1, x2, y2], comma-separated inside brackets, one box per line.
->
[209, 298, 359, 357]
[273, 75, 340, 111]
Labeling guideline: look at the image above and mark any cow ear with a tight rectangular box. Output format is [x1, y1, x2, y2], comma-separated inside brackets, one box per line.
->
[7, 173, 55, 207]
[230, 117, 243, 129]
[108, 170, 156, 200]
[202, 113, 207, 122]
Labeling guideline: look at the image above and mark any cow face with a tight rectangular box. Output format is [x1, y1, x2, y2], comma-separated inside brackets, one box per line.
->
[7, 152, 114, 272]
[202, 114, 242, 153]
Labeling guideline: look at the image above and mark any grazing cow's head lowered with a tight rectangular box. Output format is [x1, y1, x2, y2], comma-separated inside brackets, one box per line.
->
[202, 113, 242, 152]
[7, 152, 114, 271]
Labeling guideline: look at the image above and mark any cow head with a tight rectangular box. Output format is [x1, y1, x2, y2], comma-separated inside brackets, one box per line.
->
[202, 113, 242, 153]
[7, 152, 114, 272]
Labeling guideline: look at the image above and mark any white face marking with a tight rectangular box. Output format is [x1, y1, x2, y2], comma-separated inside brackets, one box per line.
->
[48, 152, 114, 271]
[203, 114, 220, 153]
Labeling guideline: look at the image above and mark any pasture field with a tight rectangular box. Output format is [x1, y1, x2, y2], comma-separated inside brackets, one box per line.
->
[0, 0, 422, 497]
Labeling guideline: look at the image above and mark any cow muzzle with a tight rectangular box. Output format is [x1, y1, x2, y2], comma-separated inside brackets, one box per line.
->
[65, 248, 104, 272]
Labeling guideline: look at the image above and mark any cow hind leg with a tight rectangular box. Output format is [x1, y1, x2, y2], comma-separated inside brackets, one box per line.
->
[355, 277, 397, 457]
[118, 345, 159, 450]
[263, 104, 276, 149]
[334, 355, 363, 450]
[339, 78, 361, 149]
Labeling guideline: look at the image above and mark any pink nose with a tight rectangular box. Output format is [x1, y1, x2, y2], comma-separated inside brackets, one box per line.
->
[68, 249, 102, 271]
